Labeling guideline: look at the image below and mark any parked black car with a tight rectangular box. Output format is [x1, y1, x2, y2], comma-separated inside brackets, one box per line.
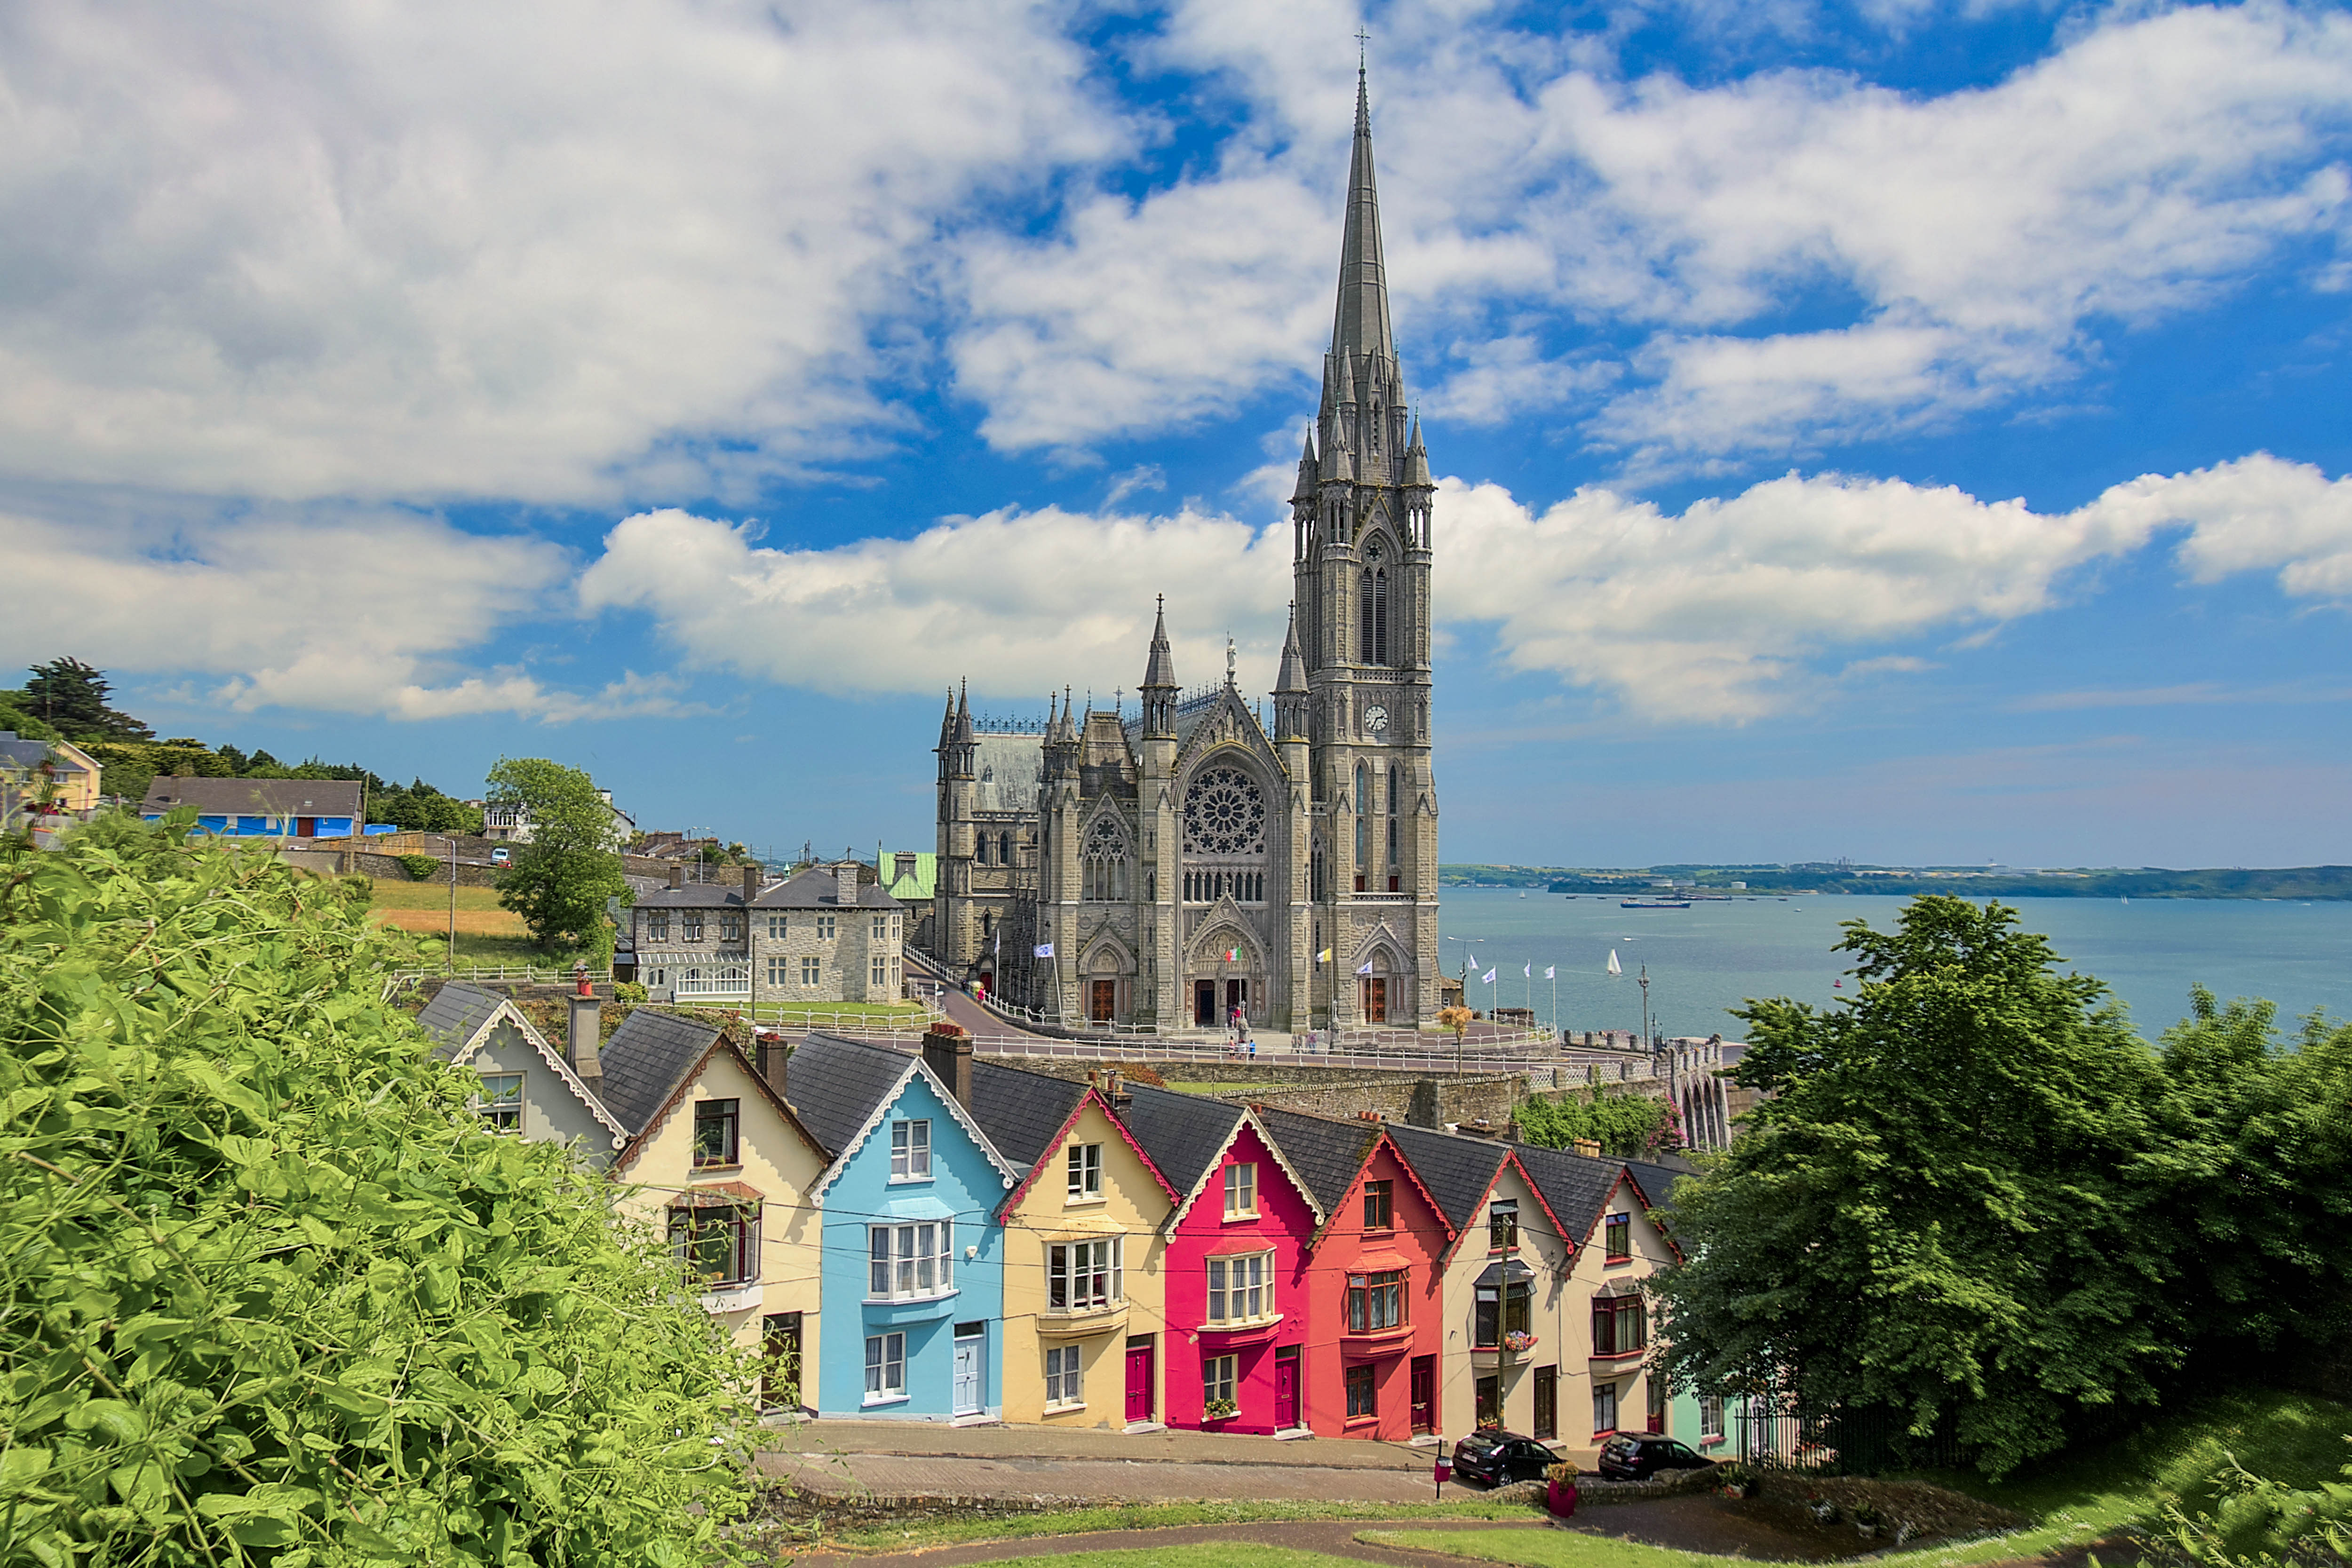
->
[1597, 1433, 1716, 1481]
[1451, 1430, 1560, 1487]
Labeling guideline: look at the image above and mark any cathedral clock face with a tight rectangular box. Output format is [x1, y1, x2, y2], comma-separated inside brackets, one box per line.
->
[1365, 704, 1389, 736]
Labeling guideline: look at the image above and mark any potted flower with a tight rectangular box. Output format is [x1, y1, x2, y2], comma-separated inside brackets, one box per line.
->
[1716, 1462, 1756, 1500]
[1502, 1329, 1538, 1354]
[1203, 1397, 1238, 1422]
[1544, 1461, 1580, 1519]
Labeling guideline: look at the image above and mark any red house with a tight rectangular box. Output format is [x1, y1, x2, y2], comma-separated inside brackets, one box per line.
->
[1256, 1108, 1454, 1441]
[1121, 1085, 1323, 1433]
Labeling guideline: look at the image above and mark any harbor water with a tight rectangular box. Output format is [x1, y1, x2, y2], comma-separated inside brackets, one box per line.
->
[1438, 888, 2352, 1043]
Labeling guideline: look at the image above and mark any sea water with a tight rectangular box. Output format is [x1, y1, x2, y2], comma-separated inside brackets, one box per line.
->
[1438, 889, 2352, 1043]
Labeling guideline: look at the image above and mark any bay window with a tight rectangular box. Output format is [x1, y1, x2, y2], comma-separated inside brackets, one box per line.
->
[1205, 1251, 1271, 1324]
[868, 1220, 953, 1300]
[1048, 1238, 1121, 1312]
[1593, 1293, 1647, 1356]
[1347, 1269, 1405, 1333]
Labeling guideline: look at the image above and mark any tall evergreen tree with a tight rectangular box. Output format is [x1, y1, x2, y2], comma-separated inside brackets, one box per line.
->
[22, 657, 153, 741]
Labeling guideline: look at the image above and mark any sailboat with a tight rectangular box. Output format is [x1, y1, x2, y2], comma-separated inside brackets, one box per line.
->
[1607, 950, 1622, 977]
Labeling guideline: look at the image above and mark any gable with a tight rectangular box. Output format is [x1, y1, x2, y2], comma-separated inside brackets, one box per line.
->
[613, 1047, 827, 1191]
[811, 1061, 1020, 1202]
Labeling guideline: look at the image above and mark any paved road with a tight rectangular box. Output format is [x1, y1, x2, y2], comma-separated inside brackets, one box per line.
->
[778, 1518, 1544, 1567]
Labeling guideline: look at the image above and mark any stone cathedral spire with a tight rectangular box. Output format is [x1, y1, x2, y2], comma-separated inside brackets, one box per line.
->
[1330, 66, 1399, 386]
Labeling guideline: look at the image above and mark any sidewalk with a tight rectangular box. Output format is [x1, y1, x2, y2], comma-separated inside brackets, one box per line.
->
[765, 1418, 1432, 1470]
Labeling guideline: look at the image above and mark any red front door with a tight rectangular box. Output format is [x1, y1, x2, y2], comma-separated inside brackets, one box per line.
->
[1124, 1341, 1154, 1424]
[1362, 977, 1387, 1023]
[1274, 1347, 1300, 1429]
[1410, 1355, 1435, 1433]
[295, 816, 317, 838]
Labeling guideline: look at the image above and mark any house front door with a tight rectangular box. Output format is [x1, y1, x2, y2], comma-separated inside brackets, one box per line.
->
[295, 816, 317, 838]
[1409, 1354, 1435, 1433]
[761, 1313, 803, 1410]
[1533, 1365, 1558, 1441]
[1124, 1338, 1154, 1424]
[1090, 979, 1117, 1023]
[1274, 1346, 1300, 1430]
[1361, 977, 1387, 1024]
[1194, 979, 1217, 1027]
[952, 1326, 984, 1416]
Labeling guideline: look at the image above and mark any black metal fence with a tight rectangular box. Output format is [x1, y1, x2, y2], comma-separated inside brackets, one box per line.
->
[1732, 1400, 1963, 1474]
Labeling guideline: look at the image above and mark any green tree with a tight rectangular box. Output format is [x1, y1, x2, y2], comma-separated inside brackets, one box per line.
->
[1517, 1083, 1681, 1158]
[23, 657, 154, 742]
[485, 757, 628, 959]
[0, 820, 756, 1566]
[1650, 896, 2184, 1476]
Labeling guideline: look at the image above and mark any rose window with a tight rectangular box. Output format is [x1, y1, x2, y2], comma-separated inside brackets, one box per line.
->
[1182, 768, 1267, 856]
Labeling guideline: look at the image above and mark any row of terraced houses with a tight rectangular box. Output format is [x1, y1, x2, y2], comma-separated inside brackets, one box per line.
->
[418, 986, 1720, 1457]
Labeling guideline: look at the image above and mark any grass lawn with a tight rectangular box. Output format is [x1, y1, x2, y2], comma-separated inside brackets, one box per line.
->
[366, 879, 507, 912]
[890, 1551, 1369, 1568]
[752, 1001, 929, 1022]
[795, 1497, 1540, 1555]
[1363, 1388, 2352, 1568]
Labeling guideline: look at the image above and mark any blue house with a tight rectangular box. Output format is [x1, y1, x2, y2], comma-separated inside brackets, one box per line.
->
[140, 777, 362, 839]
[788, 1024, 1018, 1421]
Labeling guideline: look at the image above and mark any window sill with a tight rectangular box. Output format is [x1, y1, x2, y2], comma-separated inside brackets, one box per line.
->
[699, 1282, 764, 1313]
[1044, 1402, 1087, 1414]
[1038, 1303, 1128, 1338]
[862, 1393, 910, 1409]
[1589, 1352, 1646, 1379]
[888, 1176, 935, 1186]
[1221, 1211, 1260, 1223]
[1064, 1195, 1107, 1209]
[1341, 1324, 1414, 1354]
[691, 1163, 744, 1175]
[1344, 1413, 1380, 1430]
[1603, 1256, 1634, 1267]
[1195, 1313, 1283, 1346]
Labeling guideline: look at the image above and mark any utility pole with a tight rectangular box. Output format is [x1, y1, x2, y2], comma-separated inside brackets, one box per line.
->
[446, 831, 457, 977]
[1638, 964, 1652, 1049]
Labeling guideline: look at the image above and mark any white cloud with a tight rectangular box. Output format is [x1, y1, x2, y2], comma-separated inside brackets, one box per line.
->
[951, 1, 2352, 463]
[0, 503, 677, 721]
[576, 505, 1295, 701]
[0, 0, 1120, 502]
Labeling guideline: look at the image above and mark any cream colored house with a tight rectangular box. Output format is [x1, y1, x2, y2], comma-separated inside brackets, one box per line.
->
[967, 1062, 1179, 1428]
[596, 1008, 831, 1408]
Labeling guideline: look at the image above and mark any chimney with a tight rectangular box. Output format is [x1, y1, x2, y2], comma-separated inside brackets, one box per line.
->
[1571, 1137, 1602, 1159]
[834, 860, 859, 911]
[742, 863, 760, 903]
[921, 1021, 973, 1109]
[754, 1030, 789, 1099]
[668, 864, 685, 890]
[568, 994, 603, 1090]
[1104, 1068, 1130, 1109]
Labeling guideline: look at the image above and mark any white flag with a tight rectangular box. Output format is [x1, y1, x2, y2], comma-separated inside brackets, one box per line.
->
[1523, 963, 1532, 978]
[1033, 943, 1054, 958]
[1356, 960, 1375, 976]
[1481, 968, 1496, 985]
[1545, 966, 1556, 980]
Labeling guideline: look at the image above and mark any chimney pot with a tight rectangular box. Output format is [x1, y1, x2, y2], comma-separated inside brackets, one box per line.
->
[1572, 1137, 1601, 1159]
[755, 1030, 789, 1099]
[921, 1021, 974, 1109]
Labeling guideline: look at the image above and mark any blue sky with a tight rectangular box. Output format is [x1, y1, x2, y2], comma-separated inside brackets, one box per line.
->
[4, 0, 2350, 869]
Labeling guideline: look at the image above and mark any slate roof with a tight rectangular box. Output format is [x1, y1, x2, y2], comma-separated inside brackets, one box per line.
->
[1383, 1122, 1510, 1234]
[1120, 1084, 1247, 1200]
[1253, 1105, 1383, 1213]
[752, 863, 901, 911]
[635, 881, 750, 909]
[141, 777, 364, 818]
[1510, 1140, 1626, 1245]
[966, 1058, 1088, 1176]
[595, 1008, 727, 1136]
[782, 1033, 921, 1157]
[971, 734, 1041, 814]
[414, 980, 506, 1061]
[0, 732, 91, 774]
[1623, 1158, 1692, 1220]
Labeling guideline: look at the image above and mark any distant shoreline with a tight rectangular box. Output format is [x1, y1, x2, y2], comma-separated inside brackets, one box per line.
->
[1440, 864, 2352, 901]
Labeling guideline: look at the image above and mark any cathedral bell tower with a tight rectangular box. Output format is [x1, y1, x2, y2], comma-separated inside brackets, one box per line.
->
[1289, 65, 1439, 1025]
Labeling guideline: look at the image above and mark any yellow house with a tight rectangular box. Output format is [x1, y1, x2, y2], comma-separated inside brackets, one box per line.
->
[0, 733, 100, 817]
[596, 1008, 831, 1410]
[968, 1062, 1179, 1428]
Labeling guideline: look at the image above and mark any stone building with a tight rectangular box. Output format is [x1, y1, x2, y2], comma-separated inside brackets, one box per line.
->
[931, 73, 1438, 1033]
[629, 860, 904, 1008]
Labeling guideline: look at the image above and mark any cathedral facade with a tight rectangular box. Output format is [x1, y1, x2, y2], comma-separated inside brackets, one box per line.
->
[930, 74, 1439, 1032]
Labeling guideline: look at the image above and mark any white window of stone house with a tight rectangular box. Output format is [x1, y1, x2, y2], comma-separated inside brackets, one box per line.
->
[870, 956, 888, 987]
[801, 956, 819, 986]
[1045, 1345, 1083, 1408]
[766, 914, 787, 938]
[1066, 1142, 1103, 1199]
[682, 913, 703, 942]
[767, 958, 789, 986]
[890, 1119, 931, 1180]
[646, 968, 667, 988]
[646, 912, 669, 942]
[817, 915, 836, 940]
[872, 914, 887, 938]
[720, 912, 742, 942]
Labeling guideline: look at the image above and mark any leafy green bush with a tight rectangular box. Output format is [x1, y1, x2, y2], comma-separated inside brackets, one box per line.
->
[612, 982, 649, 1004]
[1517, 1082, 1680, 1157]
[0, 825, 757, 1565]
[395, 853, 442, 882]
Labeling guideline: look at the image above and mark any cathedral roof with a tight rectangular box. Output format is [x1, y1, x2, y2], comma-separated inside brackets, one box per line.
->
[1142, 596, 1177, 690]
[970, 732, 1041, 813]
[1331, 68, 1399, 383]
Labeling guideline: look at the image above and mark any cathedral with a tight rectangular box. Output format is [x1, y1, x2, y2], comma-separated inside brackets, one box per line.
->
[930, 72, 1439, 1032]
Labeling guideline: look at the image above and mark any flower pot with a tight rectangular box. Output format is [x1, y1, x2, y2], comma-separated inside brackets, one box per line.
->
[1547, 1478, 1580, 1518]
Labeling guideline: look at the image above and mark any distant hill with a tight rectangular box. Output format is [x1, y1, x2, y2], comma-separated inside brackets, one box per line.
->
[1441, 863, 2352, 900]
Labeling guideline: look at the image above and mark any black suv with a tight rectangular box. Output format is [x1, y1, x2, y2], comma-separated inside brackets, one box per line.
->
[1451, 1429, 1561, 1487]
[1597, 1432, 1715, 1481]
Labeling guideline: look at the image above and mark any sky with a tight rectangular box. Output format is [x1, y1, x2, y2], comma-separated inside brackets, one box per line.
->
[4, 0, 2351, 870]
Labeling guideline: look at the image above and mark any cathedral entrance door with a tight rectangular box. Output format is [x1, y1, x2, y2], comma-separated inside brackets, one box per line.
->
[1225, 978, 1249, 1022]
[1361, 977, 1387, 1024]
[1194, 980, 1217, 1028]
[1089, 980, 1117, 1023]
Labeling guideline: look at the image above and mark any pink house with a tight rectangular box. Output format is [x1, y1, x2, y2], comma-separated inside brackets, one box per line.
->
[1121, 1085, 1323, 1433]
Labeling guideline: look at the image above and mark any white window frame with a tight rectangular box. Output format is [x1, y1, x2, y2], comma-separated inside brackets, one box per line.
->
[1045, 1345, 1084, 1409]
[682, 913, 704, 942]
[767, 957, 788, 986]
[1048, 1238, 1121, 1312]
[720, 912, 742, 942]
[872, 914, 888, 939]
[766, 914, 787, 938]
[816, 914, 836, 940]
[645, 912, 669, 942]
[865, 1332, 906, 1402]
[870, 955, 888, 986]
[1205, 1251, 1272, 1325]
[1223, 1162, 1256, 1219]
[801, 955, 820, 986]
[1699, 1394, 1725, 1441]
[1066, 1142, 1103, 1200]
[1203, 1354, 1237, 1412]
[866, 1220, 954, 1301]
[476, 1072, 524, 1133]
[890, 1119, 931, 1181]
